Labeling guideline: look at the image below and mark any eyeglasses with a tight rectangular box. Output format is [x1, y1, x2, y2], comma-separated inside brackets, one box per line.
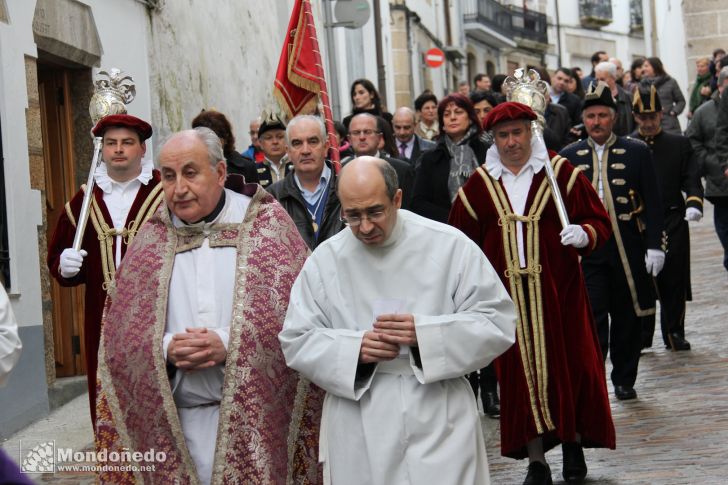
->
[339, 209, 386, 227]
[349, 129, 381, 137]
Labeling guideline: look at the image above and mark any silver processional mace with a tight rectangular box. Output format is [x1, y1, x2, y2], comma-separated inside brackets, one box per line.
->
[503, 69, 570, 229]
[72, 68, 137, 250]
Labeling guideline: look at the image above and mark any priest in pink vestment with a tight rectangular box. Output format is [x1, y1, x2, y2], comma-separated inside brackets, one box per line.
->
[95, 127, 322, 484]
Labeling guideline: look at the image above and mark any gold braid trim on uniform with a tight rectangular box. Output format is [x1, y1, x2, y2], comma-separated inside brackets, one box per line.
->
[475, 158, 563, 434]
[583, 224, 598, 250]
[588, 137, 655, 316]
[457, 187, 478, 221]
[685, 196, 703, 206]
[86, 184, 165, 292]
[65, 202, 77, 228]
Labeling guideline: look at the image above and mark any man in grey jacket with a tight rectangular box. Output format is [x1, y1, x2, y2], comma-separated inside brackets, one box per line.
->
[688, 66, 728, 273]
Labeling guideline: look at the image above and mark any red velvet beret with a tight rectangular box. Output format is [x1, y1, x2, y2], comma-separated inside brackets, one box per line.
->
[92, 114, 153, 141]
[482, 102, 537, 131]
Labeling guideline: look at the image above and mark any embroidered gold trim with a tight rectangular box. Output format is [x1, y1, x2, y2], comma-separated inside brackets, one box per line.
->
[96, 344, 146, 483]
[566, 165, 582, 195]
[610, 163, 626, 170]
[87, 185, 165, 292]
[154, 203, 202, 483]
[476, 159, 559, 434]
[286, 378, 311, 485]
[612, 178, 626, 185]
[211, 188, 269, 483]
[576, 149, 589, 156]
[596, 141, 655, 317]
[583, 224, 598, 250]
[457, 188, 478, 221]
[685, 196, 703, 206]
[65, 202, 77, 228]
[616, 196, 629, 204]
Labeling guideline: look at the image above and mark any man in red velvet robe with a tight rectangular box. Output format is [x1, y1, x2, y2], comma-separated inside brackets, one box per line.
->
[450, 102, 616, 485]
[47, 114, 163, 426]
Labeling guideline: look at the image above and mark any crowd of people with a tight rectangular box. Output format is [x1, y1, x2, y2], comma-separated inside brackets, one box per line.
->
[1, 46, 727, 485]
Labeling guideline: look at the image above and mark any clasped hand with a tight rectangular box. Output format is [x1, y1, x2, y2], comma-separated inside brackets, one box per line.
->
[167, 327, 226, 370]
[359, 314, 417, 364]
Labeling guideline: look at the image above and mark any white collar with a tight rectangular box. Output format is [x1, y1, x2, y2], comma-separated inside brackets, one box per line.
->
[95, 157, 154, 194]
[484, 135, 548, 179]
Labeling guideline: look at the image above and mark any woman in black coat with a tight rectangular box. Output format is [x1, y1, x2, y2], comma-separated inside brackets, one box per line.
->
[411, 93, 489, 223]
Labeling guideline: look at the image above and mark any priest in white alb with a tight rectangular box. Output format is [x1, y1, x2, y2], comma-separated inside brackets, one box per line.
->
[279, 156, 517, 485]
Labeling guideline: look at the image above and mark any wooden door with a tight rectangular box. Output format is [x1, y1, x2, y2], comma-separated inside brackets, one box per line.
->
[38, 63, 86, 377]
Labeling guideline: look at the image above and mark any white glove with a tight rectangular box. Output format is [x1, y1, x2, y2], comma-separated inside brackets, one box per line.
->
[559, 224, 589, 248]
[685, 207, 702, 222]
[644, 249, 665, 277]
[59, 248, 87, 278]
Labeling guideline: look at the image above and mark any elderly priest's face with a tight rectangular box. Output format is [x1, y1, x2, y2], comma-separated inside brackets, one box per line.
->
[338, 157, 402, 246]
[159, 130, 227, 223]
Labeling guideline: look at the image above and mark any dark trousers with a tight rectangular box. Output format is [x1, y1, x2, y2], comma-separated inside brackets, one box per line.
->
[642, 214, 690, 347]
[468, 363, 497, 406]
[582, 239, 642, 387]
[713, 198, 728, 272]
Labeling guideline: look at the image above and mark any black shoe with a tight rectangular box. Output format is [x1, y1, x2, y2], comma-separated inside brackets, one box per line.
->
[562, 442, 587, 482]
[483, 391, 500, 418]
[614, 385, 637, 400]
[523, 461, 553, 485]
[666, 333, 691, 351]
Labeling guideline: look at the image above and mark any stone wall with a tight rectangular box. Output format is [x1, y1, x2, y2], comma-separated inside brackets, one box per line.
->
[683, 0, 728, 81]
[145, 0, 292, 151]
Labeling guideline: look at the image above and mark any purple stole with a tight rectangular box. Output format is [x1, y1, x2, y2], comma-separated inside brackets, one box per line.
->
[95, 186, 323, 484]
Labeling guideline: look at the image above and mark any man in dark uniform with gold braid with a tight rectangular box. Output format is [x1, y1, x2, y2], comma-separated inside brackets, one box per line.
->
[560, 81, 665, 401]
[632, 85, 704, 351]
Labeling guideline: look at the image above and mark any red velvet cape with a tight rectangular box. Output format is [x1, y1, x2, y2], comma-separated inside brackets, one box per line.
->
[47, 172, 163, 425]
[450, 154, 616, 459]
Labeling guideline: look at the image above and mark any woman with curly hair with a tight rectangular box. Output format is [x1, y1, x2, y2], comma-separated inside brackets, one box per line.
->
[191, 109, 259, 183]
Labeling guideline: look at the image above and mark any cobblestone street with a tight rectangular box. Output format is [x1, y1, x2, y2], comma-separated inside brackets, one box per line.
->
[3, 205, 728, 484]
[484, 202, 728, 484]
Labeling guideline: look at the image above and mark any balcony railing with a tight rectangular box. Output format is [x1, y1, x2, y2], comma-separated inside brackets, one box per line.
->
[579, 0, 613, 28]
[463, 0, 548, 45]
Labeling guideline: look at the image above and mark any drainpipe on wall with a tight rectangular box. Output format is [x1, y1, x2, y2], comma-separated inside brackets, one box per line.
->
[555, 0, 562, 67]
[323, 0, 341, 120]
[373, 0, 387, 106]
[649, 0, 658, 56]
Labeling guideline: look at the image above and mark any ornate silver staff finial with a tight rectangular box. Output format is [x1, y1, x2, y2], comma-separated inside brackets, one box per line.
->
[503, 68, 571, 229]
[89, 68, 137, 125]
[503, 68, 549, 125]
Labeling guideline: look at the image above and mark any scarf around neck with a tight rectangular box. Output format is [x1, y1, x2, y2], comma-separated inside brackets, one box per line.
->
[445, 125, 479, 201]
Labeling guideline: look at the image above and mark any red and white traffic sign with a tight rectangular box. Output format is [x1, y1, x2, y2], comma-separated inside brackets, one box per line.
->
[424, 48, 445, 68]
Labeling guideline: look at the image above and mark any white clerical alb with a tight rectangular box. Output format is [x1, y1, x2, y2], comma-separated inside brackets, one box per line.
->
[280, 210, 517, 485]
[161, 188, 251, 485]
